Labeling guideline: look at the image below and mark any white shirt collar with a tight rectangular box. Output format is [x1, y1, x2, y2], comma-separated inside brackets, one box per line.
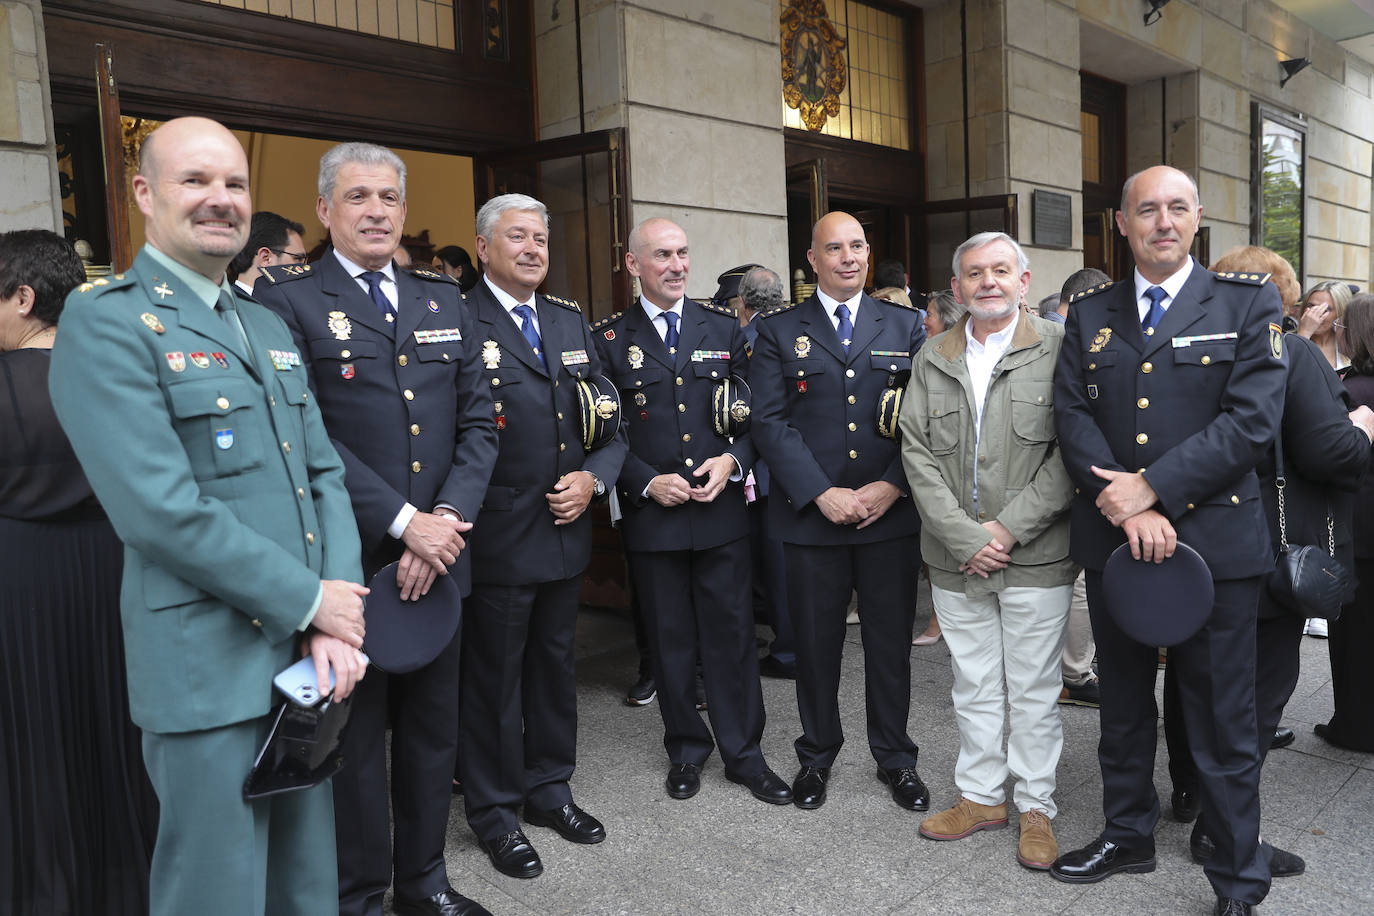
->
[482, 274, 538, 316]
[815, 287, 862, 319]
[333, 249, 397, 287]
[1132, 258, 1194, 308]
[639, 295, 684, 323]
[964, 310, 1019, 357]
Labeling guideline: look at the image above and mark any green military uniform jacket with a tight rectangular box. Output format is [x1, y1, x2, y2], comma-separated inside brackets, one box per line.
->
[898, 311, 1077, 596]
[49, 247, 362, 734]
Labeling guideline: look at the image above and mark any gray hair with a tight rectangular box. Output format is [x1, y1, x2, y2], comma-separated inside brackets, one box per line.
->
[1120, 166, 1200, 214]
[318, 142, 407, 201]
[951, 231, 1029, 280]
[476, 193, 550, 240]
[928, 289, 966, 332]
[1036, 294, 1061, 319]
[738, 265, 783, 314]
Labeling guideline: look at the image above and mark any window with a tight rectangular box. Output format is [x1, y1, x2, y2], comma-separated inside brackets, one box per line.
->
[195, 0, 458, 50]
[781, 0, 911, 151]
[1251, 103, 1305, 283]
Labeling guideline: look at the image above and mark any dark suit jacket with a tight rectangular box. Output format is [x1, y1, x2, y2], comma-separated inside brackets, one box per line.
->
[464, 279, 626, 585]
[1342, 371, 1374, 558]
[1053, 260, 1287, 578]
[749, 292, 925, 546]
[1255, 334, 1369, 617]
[592, 300, 752, 552]
[49, 248, 362, 733]
[254, 252, 498, 590]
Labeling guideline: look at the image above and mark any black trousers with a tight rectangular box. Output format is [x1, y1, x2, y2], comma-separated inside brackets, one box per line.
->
[785, 536, 920, 770]
[1164, 611, 1303, 795]
[628, 539, 767, 776]
[1086, 571, 1269, 904]
[334, 629, 461, 916]
[750, 495, 794, 663]
[460, 577, 580, 842]
[1325, 557, 1374, 750]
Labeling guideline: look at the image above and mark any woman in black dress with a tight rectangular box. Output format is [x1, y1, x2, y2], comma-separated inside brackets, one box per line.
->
[1324, 294, 1374, 752]
[0, 230, 158, 913]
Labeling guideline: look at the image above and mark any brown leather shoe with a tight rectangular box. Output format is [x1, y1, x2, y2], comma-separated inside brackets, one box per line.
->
[918, 796, 1008, 840]
[1017, 808, 1058, 870]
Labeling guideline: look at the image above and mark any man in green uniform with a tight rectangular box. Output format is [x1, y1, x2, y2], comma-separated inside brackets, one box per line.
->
[49, 116, 368, 916]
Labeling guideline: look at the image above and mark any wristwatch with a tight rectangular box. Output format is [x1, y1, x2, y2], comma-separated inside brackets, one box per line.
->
[588, 473, 606, 497]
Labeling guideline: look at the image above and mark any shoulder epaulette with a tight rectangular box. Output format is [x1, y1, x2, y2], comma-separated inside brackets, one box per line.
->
[590, 311, 625, 332]
[872, 294, 915, 310]
[544, 293, 581, 313]
[258, 263, 315, 284]
[74, 273, 136, 297]
[759, 301, 799, 319]
[1068, 281, 1116, 304]
[410, 266, 459, 285]
[695, 299, 736, 318]
[1214, 271, 1271, 286]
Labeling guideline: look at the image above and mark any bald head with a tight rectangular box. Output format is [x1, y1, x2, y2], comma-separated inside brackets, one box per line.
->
[133, 117, 251, 281]
[1115, 164, 1203, 284]
[807, 211, 869, 301]
[626, 217, 690, 309]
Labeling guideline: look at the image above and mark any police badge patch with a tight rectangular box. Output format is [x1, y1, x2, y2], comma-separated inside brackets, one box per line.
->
[328, 311, 352, 341]
[1089, 328, 1113, 353]
[795, 336, 812, 358]
[1269, 323, 1283, 360]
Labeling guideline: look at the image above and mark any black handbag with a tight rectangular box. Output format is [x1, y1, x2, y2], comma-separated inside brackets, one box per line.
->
[1266, 436, 1355, 620]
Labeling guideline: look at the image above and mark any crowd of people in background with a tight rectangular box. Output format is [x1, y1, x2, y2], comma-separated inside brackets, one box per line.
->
[3, 121, 1374, 916]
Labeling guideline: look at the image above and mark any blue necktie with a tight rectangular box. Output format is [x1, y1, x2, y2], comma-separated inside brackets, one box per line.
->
[662, 311, 679, 354]
[360, 271, 393, 319]
[513, 303, 547, 370]
[1142, 286, 1167, 335]
[836, 303, 854, 354]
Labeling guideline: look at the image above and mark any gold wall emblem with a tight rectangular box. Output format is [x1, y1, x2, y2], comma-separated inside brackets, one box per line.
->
[1088, 327, 1113, 353]
[794, 335, 812, 358]
[481, 340, 501, 369]
[781, 0, 848, 132]
[328, 310, 352, 341]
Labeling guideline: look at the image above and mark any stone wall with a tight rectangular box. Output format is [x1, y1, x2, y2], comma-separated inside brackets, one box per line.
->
[924, 0, 1374, 297]
[534, 0, 789, 302]
[0, 0, 60, 232]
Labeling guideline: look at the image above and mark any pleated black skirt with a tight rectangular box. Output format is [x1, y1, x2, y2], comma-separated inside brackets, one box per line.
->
[0, 515, 158, 915]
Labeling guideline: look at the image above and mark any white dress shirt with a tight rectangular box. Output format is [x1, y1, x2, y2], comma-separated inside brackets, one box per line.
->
[815, 287, 862, 338]
[333, 249, 399, 311]
[1131, 258, 1193, 324]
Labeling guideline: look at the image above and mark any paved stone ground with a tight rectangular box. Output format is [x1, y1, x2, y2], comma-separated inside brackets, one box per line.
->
[402, 586, 1372, 915]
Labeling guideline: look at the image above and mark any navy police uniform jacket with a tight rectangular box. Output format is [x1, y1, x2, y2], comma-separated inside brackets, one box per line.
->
[49, 249, 363, 734]
[592, 299, 753, 552]
[1053, 260, 1287, 579]
[254, 252, 498, 590]
[464, 279, 627, 585]
[750, 292, 925, 545]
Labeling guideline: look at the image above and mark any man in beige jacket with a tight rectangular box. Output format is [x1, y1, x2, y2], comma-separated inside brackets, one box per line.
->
[897, 232, 1077, 870]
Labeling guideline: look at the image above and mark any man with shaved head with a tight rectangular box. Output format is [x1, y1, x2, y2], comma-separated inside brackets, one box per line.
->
[592, 218, 791, 806]
[49, 117, 368, 915]
[1051, 166, 1286, 916]
[750, 211, 928, 811]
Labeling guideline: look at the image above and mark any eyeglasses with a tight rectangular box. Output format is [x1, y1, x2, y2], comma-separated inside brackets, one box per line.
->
[269, 248, 309, 265]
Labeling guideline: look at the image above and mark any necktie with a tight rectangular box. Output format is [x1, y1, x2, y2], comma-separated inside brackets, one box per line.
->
[216, 290, 250, 351]
[662, 311, 679, 354]
[513, 303, 547, 370]
[836, 302, 854, 353]
[1142, 286, 1167, 335]
[359, 270, 393, 319]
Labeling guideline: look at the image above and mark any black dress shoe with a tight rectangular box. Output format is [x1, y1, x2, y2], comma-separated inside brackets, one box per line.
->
[666, 763, 701, 799]
[726, 768, 793, 805]
[792, 766, 830, 810]
[1271, 726, 1295, 749]
[877, 766, 929, 811]
[524, 802, 605, 844]
[478, 829, 543, 879]
[393, 886, 492, 916]
[1190, 822, 1216, 864]
[1193, 831, 1305, 879]
[1049, 835, 1156, 884]
[1171, 788, 1200, 823]
[1214, 898, 1252, 915]
[758, 654, 797, 680]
